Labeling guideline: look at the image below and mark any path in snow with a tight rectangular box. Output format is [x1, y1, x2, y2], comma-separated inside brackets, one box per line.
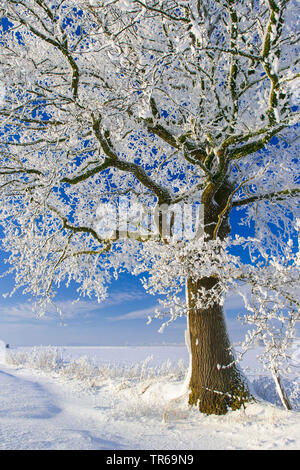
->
[0, 364, 127, 450]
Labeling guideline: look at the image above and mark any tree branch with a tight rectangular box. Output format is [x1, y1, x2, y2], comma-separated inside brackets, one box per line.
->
[232, 188, 300, 207]
[92, 115, 173, 205]
[61, 160, 111, 185]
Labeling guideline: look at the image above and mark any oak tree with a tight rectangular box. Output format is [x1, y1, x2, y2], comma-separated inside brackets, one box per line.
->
[0, 0, 299, 414]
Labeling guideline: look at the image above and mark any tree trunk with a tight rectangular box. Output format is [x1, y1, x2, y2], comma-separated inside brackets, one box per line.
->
[271, 366, 292, 411]
[186, 276, 250, 415]
[185, 177, 250, 415]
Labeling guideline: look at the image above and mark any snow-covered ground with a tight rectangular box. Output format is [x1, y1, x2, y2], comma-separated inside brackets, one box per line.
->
[0, 341, 299, 450]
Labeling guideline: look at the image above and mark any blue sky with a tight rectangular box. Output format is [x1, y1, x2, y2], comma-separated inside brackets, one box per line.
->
[0, 247, 250, 347]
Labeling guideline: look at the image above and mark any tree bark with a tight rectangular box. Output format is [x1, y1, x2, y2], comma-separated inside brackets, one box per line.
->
[186, 177, 251, 415]
[186, 276, 250, 415]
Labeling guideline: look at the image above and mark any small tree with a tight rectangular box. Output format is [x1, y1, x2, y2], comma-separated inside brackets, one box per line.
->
[238, 229, 300, 410]
[0, 0, 299, 415]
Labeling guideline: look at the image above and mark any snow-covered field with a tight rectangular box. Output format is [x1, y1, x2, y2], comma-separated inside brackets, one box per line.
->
[0, 341, 299, 450]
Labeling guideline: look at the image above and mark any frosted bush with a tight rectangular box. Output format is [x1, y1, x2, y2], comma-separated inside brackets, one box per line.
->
[6, 346, 64, 372]
[252, 376, 300, 411]
[5, 347, 188, 392]
[61, 355, 101, 385]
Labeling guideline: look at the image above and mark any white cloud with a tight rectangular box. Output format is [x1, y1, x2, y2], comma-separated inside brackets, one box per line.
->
[0, 302, 37, 321]
[102, 289, 145, 307]
[0, 288, 147, 323]
[107, 306, 158, 322]
[0, 299, 99, 322]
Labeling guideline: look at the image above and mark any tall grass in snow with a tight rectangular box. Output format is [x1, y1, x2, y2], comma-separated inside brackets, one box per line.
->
[5, 346, 187, 388]
[5, 346, 299, 412]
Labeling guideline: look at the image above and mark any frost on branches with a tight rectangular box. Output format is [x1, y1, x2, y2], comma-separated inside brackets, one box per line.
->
[0, 0, 299, 415]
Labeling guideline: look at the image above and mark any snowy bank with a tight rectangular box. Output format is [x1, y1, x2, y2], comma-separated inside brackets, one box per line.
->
[0, 344, 299, 450]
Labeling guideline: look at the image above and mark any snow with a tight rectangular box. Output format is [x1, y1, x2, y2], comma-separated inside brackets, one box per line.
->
[0, 343, 299, 450]
[0, 340, 7, 364]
